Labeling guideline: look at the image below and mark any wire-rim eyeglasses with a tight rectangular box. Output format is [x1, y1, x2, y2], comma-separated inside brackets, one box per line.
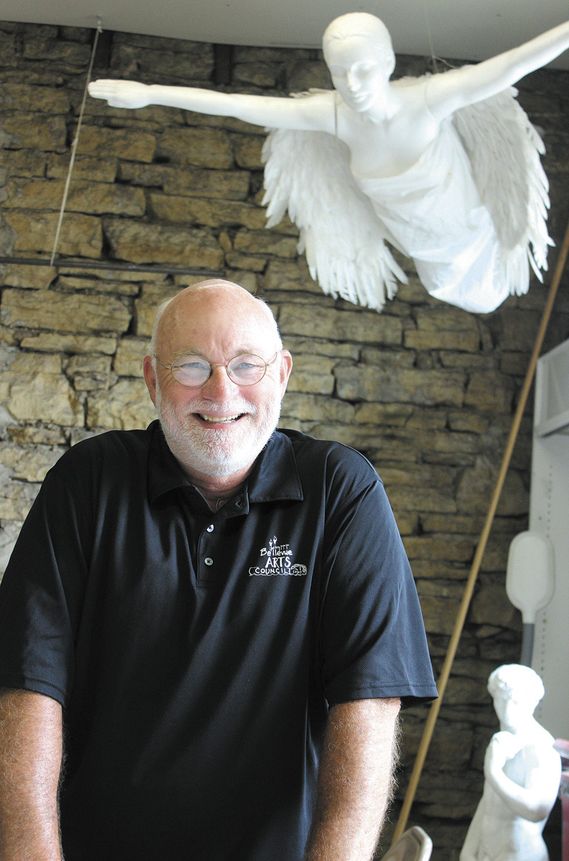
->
[154, 351, 280, 387]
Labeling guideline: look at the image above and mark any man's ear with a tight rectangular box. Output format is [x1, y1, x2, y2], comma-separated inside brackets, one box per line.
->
[279, 350, 293, 397]
[143, 355, 158, 406]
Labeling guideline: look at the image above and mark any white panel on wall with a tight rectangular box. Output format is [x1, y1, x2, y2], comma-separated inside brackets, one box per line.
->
[530, 339, 569, 739]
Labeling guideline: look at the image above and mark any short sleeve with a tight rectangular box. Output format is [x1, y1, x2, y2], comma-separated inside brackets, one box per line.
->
[0, 453, 91, 705]
[319, 449, 437, 707]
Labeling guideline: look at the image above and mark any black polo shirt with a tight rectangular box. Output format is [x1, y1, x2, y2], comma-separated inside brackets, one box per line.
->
[0, 422, 436, 861]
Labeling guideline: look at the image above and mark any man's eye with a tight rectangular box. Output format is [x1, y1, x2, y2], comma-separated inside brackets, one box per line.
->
[177, 359, 208, 371]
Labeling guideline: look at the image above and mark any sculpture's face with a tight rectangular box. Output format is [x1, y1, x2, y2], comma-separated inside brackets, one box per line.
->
[492, 690, 532, 733]
[324, 36, 393, 113]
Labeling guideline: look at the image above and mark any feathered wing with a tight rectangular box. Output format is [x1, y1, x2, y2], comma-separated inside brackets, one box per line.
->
[453, 87, 552, 296]
[262, 122, 407, 313]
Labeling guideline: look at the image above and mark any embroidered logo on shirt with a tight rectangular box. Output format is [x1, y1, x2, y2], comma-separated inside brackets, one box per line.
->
[248, 535, 308, 577]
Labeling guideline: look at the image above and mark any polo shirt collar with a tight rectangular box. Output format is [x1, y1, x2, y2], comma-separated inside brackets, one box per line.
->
[247, 431, 304, 503]
[147, 422, 303, 505]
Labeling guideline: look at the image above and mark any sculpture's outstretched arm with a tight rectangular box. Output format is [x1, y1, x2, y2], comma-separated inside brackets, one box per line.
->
[426, 20, 569, 120]
[88, 80, 335, 133]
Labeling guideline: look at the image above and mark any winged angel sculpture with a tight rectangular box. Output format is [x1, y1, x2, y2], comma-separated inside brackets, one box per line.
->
[89, 13, 569, 313]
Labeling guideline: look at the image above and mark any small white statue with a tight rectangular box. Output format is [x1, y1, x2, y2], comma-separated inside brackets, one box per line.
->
[460, 664, 561, 861]
[89, 14, 569, 314]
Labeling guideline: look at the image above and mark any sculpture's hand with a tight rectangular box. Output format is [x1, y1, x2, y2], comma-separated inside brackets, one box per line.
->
[88, 80, 151, 109]
[485, 731, 521, 775]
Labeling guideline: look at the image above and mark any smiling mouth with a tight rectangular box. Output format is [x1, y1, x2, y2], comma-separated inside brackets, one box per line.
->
[197, 413, 245, 424]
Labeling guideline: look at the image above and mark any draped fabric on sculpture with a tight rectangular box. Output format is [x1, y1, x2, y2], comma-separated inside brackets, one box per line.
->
[262, 87, 551, 315]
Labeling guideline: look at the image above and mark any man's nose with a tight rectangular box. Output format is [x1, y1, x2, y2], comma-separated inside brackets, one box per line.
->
[200, 365, 237, 398]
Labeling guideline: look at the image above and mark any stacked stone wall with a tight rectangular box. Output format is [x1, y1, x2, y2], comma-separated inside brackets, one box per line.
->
[1, 20, 568, 857]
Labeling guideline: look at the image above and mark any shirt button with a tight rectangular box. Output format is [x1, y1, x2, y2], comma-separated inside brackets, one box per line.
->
[206, 524, 214, 533]
[204, 557, 214, 567]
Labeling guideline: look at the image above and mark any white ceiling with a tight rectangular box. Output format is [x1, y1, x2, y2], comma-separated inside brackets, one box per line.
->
[2, 0, 569, 69]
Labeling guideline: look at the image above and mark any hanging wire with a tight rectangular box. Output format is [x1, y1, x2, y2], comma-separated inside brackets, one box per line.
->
[422, 0, 438, 70]
[49, 17, 103, 266]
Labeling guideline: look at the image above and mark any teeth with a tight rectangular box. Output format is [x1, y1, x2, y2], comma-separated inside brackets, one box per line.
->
[199, 414, 240, 423]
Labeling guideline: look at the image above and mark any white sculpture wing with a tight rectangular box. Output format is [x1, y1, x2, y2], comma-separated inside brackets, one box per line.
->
[453, 87, 552, 295]
[262, 116, 407, 312]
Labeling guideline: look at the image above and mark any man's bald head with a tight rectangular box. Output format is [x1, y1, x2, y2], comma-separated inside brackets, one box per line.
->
[149, 279, 282, 358]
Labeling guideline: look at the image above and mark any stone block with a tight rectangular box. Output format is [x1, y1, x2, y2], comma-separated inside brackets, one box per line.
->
[6, 372, 83, 426]
[114, 338, 148, 377]
[231, 134, 264, 169]
[0, 150, 46, 178]
[111, 40, 213, 82]
[87, 380, 155, 430]
[23, 34, 90, 65]
[234, 229, 298, 258]
[470, 576, 518, 629]
[495, 309, 541, 351]
[1, 264, 56, 289]
[149, 194, 266, 229]
[47, 154, 118, 183]
[264, 259, 321, 294]
[0, 442, 64, 482]
[447, 411, 491, 433]
[2, 289, 131, 334]
[387, 485, 457, 514]
[4, 179, 146, 217]
[410, 560, 470, 581]
[404, 535, 474, 563]
[1, 113, 67, 151]
[335, 365, 465, 406]
[159, 167, 250, 200]
[285, 337, 358, 360]
[0, 83, 70, 113]
[464, 371, 515, 412]
[158, 128, 233, 169]
[360, 347, 415, 367]
[79, 126, 157, 163]
[286, 354, 335, 395]
[456, 458, 529, 516]
[417, 579, 468, 638]
[233, 63, 279, 88]
[0, 473, 40, 522]
[4, 210, 102, 258]
[353, 403, 414, 426]
[278, 304, 403, 345]
[225, 252, 266, 272]
[280, 393, 355, 424]
[56, 276, 140, 297]
[400, 716, 474, 771]
[405, 307, 480, 351]
[287, 62, 331, 92]
[134, 284, 183, 337]
[104, 220, 224, 269]
[20, 333, 117, 355]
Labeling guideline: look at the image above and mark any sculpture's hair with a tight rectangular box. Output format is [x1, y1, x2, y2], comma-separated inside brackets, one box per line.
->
[322, 13, 396, 76]
[148, 279, 283, 356]
[487, 664, 544, 710]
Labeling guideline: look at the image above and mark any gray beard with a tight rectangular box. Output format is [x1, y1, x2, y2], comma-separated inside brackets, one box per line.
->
[157, 397, 280, 480]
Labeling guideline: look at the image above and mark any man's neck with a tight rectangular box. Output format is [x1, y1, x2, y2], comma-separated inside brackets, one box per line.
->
[182, 464, 252, 511]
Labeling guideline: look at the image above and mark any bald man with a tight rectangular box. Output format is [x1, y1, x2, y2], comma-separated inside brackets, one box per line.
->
[0, 280, 436, 861]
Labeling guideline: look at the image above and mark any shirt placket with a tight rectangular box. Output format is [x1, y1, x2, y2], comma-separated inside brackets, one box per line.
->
[196, 494, 246, 584]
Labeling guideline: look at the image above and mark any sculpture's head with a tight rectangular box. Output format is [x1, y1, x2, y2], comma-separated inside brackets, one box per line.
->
[322, 13, 396, 113]
[488, 664, 544, 731]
